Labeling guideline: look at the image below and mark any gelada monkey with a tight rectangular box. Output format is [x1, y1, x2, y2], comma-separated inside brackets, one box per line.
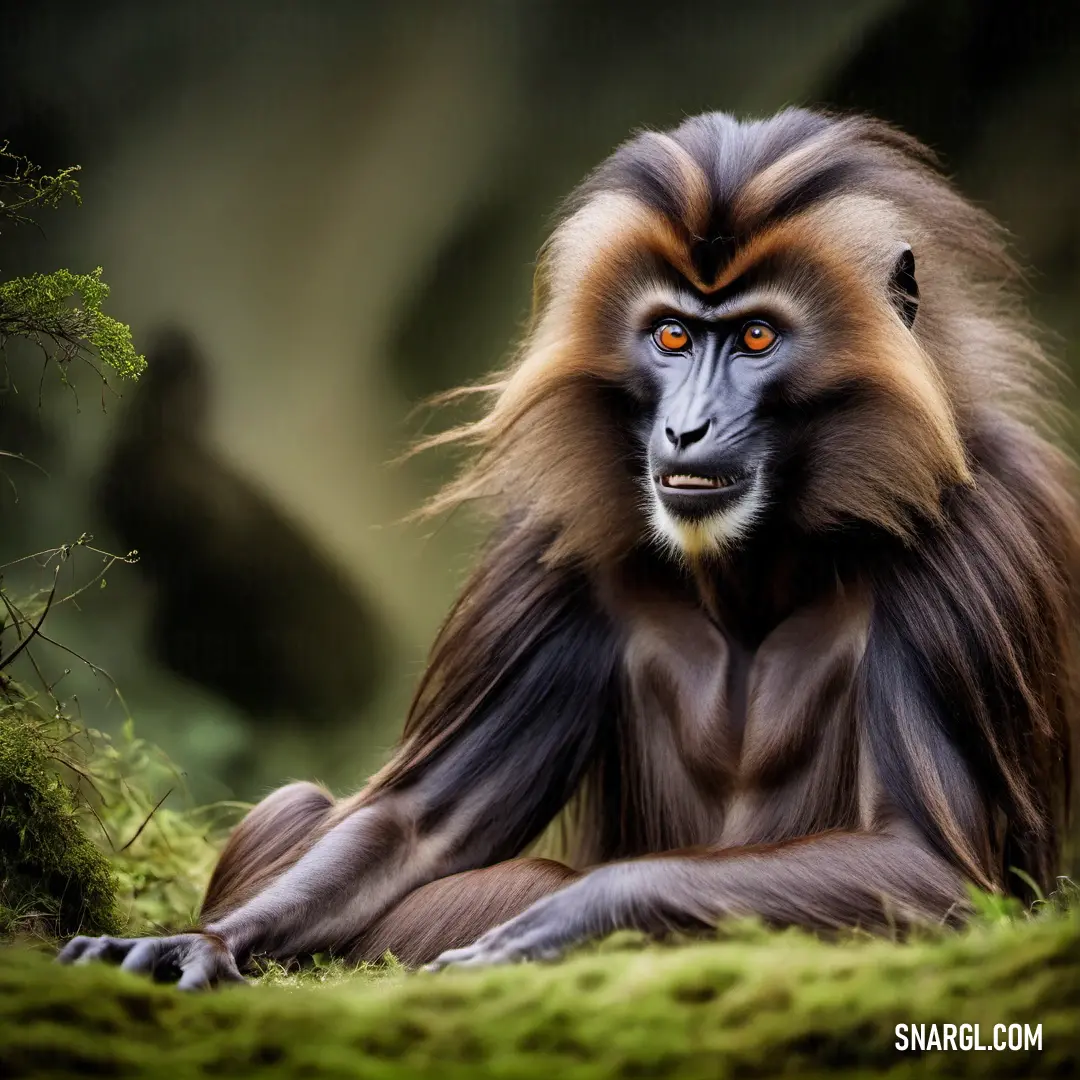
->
[60, 109, 1079, 987]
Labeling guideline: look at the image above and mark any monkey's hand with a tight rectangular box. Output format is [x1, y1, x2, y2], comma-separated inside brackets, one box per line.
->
[426, 876, 605, 970]
[56, 932, 246, 991]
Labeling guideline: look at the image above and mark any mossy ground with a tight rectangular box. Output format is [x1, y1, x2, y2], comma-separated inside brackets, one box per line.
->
[1, 911, 1077, 1079]
[1, 705, 1078, 1078]
[0, 711, 121, 939]
[2, 665, 1077, 1078]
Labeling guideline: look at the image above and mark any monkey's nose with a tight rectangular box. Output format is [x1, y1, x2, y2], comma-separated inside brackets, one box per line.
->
[664, 419, 711, 451]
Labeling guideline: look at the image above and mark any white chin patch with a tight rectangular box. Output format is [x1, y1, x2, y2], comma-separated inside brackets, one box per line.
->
[647, 466, 766, 559]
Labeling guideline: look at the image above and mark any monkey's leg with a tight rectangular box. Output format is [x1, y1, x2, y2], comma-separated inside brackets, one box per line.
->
[345, 857, 581, 967]
[200, 781, 335, 922]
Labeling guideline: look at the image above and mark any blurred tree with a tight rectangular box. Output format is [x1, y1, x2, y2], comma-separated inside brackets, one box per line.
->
[97, 328, 388, 765]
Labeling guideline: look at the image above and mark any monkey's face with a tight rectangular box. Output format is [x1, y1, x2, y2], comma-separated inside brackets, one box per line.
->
[617, 238, 952, 559]
[472, 112, 976, 566]
[633, 310, 781, 556]
[607, 216, 962, 560]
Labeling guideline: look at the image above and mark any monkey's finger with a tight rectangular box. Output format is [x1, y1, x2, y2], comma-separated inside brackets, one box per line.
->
[56, 936, 94, 964]
[452, 952, 514, 969]
[175, 964, 246, 991]
[120, 939, 164, 975]
[72, 937, 138, 966]
[455, 943, 533, 968]
[206, 947, 248, 987]
[440, 923, 576, 970]
[57, 935, 135, 964]
[175, 962, 214, 992]
[175, 947, 246, 991]
[424, 946, 474, 972]
[426, 943, 508, 970]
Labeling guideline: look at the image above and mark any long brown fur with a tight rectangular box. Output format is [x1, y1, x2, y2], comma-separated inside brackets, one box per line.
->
[58, 109, 1080, 982]
[213, 111, 1075, 962]
[369, 110, 1078, 893]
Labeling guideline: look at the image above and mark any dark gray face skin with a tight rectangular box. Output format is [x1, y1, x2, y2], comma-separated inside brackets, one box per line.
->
[634, 316, 785, 525]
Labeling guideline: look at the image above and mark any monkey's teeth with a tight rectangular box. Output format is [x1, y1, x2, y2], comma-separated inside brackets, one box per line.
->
[661, 474, 729, 490]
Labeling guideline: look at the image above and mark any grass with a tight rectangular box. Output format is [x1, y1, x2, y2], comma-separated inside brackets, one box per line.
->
[1, 909, 1078, 1078]
[0, 697, 237, 944]
[2, 644, 1077, 1077]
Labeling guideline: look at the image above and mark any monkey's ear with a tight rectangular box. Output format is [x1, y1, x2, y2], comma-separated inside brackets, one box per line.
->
[890, 244, 919, 329]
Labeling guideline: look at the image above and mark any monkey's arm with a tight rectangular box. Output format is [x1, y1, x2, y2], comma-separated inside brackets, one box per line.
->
[57, 539, 619, 988]
[426, 829, 969, 968]
[204, 587, 613, 968]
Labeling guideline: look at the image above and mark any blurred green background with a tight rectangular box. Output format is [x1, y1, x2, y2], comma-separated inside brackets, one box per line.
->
[1, 0, 1077, 805]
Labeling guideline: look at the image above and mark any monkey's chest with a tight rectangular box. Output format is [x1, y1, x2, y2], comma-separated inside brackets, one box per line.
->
[618, 591, 869, 850]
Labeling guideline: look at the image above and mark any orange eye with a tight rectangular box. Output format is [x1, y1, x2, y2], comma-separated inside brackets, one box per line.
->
[740, 322, 777, 352]
[654, 321, 690, 352]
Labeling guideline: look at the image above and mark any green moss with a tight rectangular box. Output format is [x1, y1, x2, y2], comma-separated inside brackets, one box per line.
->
[1, 911, 1077, 1078]
[0, 711, 121, 939]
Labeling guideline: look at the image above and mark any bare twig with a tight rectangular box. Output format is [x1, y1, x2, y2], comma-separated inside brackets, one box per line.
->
[0, 564, 58, 670]
[78, 794, 117, 853]
[119, 787, 174, 852]
[0, 449, 48, 476]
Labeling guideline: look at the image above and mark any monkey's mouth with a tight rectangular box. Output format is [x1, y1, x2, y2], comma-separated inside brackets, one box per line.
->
[652, 466, 754, 523]
[658, 472, 745, 492]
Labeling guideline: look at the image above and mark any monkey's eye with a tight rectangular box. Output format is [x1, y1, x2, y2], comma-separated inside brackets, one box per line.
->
[653, 320, 691, 352]
[739, 322, 778, 353]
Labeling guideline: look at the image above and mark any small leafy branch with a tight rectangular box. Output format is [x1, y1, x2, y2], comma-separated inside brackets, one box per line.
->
[0, 144, 81, 229]
[0, 141, 145, 397]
